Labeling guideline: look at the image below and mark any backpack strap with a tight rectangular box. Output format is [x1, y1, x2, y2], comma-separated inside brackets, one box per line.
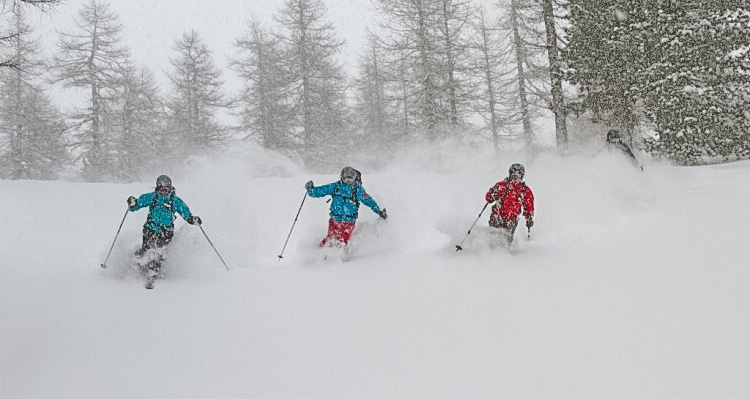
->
[333, 182, 360, 207]
[331, 182, 360, 219]
[495, 179, 526, 217]
[146, 190, 176, 227]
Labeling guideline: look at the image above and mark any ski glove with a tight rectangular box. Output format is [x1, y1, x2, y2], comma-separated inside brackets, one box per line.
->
[525, 215, 534, 228]
[378, 209, 388, 220]
[127, 196, 137, 208]
[188, 216, 202, 225]
[305, 181, 314, 190]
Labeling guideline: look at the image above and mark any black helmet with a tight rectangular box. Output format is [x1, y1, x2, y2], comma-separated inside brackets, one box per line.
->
[606, 129, 620, 143]
[340, 166, 361, 185]
[508, 163, 525, 179]
[156, 174, 172, 188]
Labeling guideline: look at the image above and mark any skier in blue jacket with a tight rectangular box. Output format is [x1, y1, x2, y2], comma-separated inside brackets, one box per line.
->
[127, 175, 201, 282]
[305, 167, 387, 247]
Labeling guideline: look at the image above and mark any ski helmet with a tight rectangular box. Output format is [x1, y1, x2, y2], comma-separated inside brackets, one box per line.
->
[156, 174, 172, 188]
[508, 163, 525, 179]
[606, 129, 620, 143]
[340, 166, 361, 185]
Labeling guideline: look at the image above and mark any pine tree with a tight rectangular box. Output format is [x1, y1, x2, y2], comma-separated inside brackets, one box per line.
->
[642, 1, 750, 163]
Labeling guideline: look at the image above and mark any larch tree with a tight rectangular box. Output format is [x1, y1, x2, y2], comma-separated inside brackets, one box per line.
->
[165, 29, 228, 158]
[0, 3, 68, 179]
[0, 0, 61, 69]
[50, 0, 130, 181]
[273, 0, 349, 168]
[231, 16, 294, 152]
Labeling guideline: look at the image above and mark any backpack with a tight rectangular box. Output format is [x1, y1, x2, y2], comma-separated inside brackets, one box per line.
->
[147, 187, 176, 227]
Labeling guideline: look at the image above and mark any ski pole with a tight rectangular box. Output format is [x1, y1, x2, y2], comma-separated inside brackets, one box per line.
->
[278, 191, 308, 259]
[455, 202, 490, 252]
[199, 225, 230, 271]
[527, 226, 531, 240]
[101, 209, 129, 268]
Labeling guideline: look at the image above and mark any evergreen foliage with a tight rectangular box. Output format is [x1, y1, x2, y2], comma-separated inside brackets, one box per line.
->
[564, 0, 750, 164]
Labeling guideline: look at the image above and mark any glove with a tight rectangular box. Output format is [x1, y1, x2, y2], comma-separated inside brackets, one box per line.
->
[305, 181, 314, 190]
[188, 216, 202, 225]
[525, 215, 534, 228]
[378, 209, 388, 220]
[127, 196, 137, 208]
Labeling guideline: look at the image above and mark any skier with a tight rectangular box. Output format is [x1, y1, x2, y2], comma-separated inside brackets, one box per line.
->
[305, 166, 387, 248]
[127, 175, 202, 288]
[485, 163, 535, 246]
[606, 129, 643, 170]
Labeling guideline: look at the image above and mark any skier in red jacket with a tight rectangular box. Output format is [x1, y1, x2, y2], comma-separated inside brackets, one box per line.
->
[485, 163, 535, 246]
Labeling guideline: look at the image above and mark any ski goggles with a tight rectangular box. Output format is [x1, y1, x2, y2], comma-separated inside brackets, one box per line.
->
[342, 175, 356, 184]
[157, 186, 172, 194]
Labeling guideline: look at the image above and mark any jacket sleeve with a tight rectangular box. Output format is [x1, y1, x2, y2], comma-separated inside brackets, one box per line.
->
[522, 186, 534, 217]
[357, 186, 381, 214]
[131, 193, 153, 211]
[308, 182, 336, 198]
[486, 182, 504, 202]
[172, 196, 193, 221]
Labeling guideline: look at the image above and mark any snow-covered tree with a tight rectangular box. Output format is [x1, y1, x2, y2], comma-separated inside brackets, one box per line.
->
[642, 2, 750, 164]
[50, 0, 130, 181]
[231, 16, 294, 151]
[165, 29, 228, 158]
[0, 3, 68, 180]
[110, 62, 168, 180]
[564, 0, 750, 163]
[273, 0, 349, 168]
[0, 0, 61, 69]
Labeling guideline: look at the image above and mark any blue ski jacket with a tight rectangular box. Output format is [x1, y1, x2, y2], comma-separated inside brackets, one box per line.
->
[129, 190, 193, 233]
[307, 181, 381, 222]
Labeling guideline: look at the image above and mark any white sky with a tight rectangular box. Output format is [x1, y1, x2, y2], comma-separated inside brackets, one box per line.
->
[31, 0, 372, 98]
[3, 141, 750, 398]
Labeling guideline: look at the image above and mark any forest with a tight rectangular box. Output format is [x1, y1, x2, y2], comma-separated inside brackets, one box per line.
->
[1, 0, 749, 181]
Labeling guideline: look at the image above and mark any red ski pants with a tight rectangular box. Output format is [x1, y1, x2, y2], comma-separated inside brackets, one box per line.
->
[320, 219, 356, 247]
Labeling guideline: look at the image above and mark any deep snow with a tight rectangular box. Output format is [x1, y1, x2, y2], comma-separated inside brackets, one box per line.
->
[2, 143, 750, 399]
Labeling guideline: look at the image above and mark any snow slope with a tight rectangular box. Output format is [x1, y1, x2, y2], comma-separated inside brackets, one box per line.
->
[2, 144, 750, 399]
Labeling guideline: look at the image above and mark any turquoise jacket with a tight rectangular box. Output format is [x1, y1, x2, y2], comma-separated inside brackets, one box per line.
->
[308, 181, 381, 222]
[129, 190, 193, 233]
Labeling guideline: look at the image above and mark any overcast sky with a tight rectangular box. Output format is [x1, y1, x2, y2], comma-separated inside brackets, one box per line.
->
[32, 0, 372, 91]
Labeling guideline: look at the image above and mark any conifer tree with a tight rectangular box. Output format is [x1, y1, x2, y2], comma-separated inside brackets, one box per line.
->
[0, 3, 68, 180]
[50, 0, 129, 181]
[166, 29, 228, 158]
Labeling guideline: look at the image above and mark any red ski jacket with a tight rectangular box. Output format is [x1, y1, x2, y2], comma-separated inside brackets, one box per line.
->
[485, 179, 534, 220]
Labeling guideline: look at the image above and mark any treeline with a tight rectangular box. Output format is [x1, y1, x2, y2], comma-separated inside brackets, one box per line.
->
[1, 0, 749, 181]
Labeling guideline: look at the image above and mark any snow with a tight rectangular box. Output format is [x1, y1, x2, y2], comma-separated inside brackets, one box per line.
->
[2, 143, 750, 399]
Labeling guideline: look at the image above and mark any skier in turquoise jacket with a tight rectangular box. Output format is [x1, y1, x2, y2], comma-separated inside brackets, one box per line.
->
[127, 175, 202, 257]
[305, 167, 387, 247]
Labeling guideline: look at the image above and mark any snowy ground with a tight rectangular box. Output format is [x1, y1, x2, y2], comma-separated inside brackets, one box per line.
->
[2, 143, 750, 399]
